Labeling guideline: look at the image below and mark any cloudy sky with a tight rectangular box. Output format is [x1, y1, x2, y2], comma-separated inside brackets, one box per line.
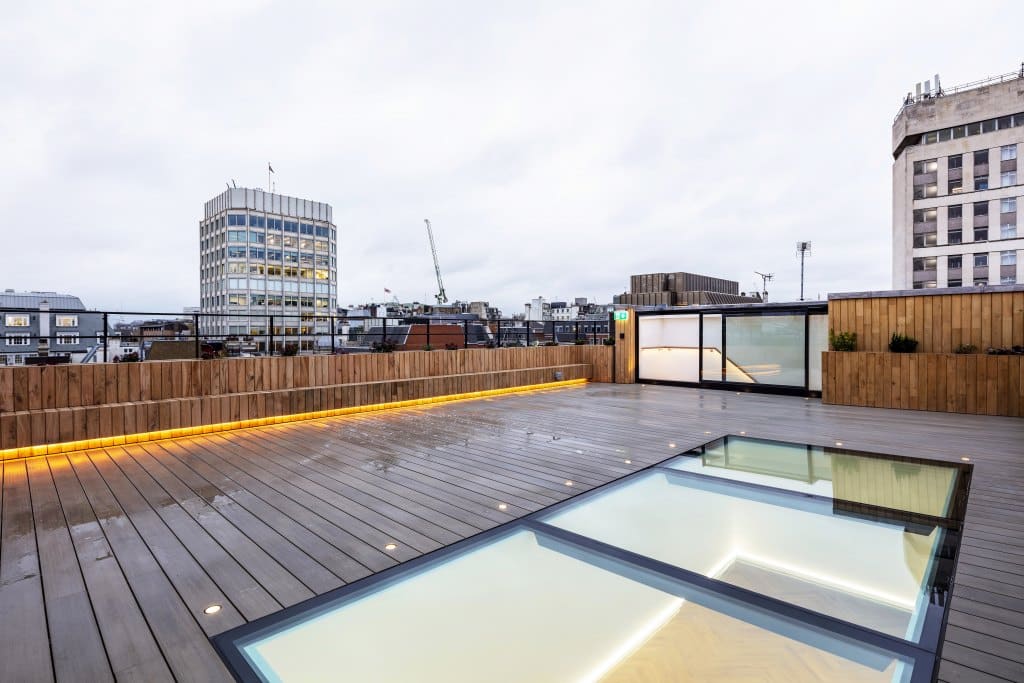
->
[3, 2, 1023, 315]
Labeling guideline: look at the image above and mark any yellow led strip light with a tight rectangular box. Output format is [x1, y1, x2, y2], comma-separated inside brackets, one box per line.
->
[0, 379, 587, 462]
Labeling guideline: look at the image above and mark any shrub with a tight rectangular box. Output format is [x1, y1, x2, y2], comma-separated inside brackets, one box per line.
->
[370, 341, 396, 353]
[953, 344, 978, 354]
[986, 346, 1024, 355]
[543, 341, 559, 347]
[444, 342, 459, 350]
[888, 333, 919, 353]
[828, 330, 857, 351]
[603, 337, 615, 346]
[280, 343, 299, 357]
[574, 339, 588, 345]
[423, 343, 434, 351]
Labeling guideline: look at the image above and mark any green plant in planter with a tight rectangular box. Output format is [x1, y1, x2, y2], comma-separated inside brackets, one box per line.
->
[953, 343, 978, 354]
[423, 343, 434, 351]
[574, 339, 588, 345]
[603, 337, 615, 346]
[280, 343, 299, 357]
[889, 333, 919, 353]
[828, 330, 857, 351]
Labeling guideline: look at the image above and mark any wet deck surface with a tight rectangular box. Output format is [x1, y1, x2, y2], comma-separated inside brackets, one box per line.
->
[0, 383, 1021, 682]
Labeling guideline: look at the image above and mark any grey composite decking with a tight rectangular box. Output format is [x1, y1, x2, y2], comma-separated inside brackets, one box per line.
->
[0, 382, 1021, 682]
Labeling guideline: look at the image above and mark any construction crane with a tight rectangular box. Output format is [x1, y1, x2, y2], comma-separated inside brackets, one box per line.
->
[424, 219, 448, 304]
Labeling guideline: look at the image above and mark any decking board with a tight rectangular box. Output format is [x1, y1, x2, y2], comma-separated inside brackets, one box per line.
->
[0, 384, 1020, 682]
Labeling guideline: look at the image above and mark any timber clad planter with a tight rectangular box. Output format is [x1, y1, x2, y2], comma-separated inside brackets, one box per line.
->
[822, 351, 1024, 417]
[0, 346, 613, 457]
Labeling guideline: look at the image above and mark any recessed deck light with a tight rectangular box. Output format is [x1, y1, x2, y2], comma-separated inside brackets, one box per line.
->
[204, 604, 222, 615]
[835, 441, 843, 447]
[704, 431, 711, 435]
[384, 543, 398, 551]
[669, 443, 676, 448]
[739, 431, 746, 435]
[624, 459, 632, 464]
[498, 503, 508, 511]
[564, 480, 574, 487]
[961, 456, 971, 462]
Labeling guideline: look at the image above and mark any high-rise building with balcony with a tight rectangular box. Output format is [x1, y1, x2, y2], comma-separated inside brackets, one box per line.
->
[892, 67, 1024, 289]
[200, 188, 337, 352]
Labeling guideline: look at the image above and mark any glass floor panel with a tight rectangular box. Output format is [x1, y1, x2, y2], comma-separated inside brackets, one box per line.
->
[544, 471, 946, 645]
[668, 436, 961, 518]
[214, 436, 966, 683]
[224, 529, 918, 683]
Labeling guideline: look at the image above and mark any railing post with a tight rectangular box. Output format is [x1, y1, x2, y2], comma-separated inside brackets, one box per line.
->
[526, 321, 531, 347]
[592, 321, 597, 345]
[330, 315, 336, 354]
[463, 319, 469, 349]
[382, 317, 387, 347]
[426, 318, 431, 349]
[268, 315, 275, 355]
[193, 313, 200, 358]
[102, 312, 108, 363]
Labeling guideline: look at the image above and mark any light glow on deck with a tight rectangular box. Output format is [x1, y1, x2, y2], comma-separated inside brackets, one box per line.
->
[0, 378, 588, 462]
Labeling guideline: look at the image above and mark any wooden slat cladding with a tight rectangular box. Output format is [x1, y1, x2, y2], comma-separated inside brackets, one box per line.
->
[822, 352, 1024, 417]
[829, 291, 1024, 353]
[0, 346, 612, 412]
[0, 346, 612, 456]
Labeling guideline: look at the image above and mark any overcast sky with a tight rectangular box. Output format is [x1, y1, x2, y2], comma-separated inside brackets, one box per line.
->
[3, 2, 1023, 315]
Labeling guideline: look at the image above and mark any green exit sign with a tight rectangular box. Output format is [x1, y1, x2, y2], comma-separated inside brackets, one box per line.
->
[613, 311, 629, 321]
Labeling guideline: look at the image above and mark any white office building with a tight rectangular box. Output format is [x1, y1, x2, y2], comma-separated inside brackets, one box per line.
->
[200, 188, 337, 352]
[892, 68, 1024, 289]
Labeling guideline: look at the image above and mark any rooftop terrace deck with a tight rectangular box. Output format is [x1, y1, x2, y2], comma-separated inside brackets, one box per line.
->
[0, 383, 1021, 682]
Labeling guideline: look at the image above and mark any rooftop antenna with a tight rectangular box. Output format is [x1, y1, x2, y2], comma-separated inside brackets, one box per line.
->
[935, 73, 942, 96]
[754, 271, 774, 301]
[231, 179, 237, 188]
[225, 182, 231, 190]
[796, 241, 812, 301]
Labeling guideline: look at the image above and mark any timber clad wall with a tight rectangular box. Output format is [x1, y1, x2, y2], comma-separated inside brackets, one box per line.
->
[828, 291, 1024, 353]
[822, 352, 1023, 417]
[0, 346, 612, 456]
[824, 290, 1024, 416]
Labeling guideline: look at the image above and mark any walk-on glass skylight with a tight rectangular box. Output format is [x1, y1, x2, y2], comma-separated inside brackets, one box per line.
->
[213, 436, 969, 683]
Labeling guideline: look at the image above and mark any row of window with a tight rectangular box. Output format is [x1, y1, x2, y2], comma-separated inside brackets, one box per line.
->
[226, 294, 331, 308]
[913, 225, 1019, 247]
[223, 247, 330, 266]
[913, 146, 1017, 198]
[200, 295, 337, 310]
[915, 145, 1018, 175]
[3, 314, 80, 328]
[4, 334, 80, 346]
[914, 251, 1018, 271]
[223, 278, 332, 294]
[918, 113, 1024, 146]
[222, 214, 331, 238]
[914, 197, 1018, 221]
[915, 276, 1017, 288]
[222, 231, 330, 249]
[224, 263, 331, 279]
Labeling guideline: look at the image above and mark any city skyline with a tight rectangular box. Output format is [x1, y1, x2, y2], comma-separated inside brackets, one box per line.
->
[4, 3, 1024, 314]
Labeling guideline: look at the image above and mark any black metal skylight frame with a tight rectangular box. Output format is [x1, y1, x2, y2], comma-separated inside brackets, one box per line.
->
[212, 435, 970, 683]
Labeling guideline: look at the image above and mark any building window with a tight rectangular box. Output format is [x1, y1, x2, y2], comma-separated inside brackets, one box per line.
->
[228, 214, 247, 226]
[974, 150, 989, 165]
[56, 334, 79, 345]
[948, 205, 962, 220]
[948, 154, 963, 169]
[974, 227, 989, 241]
[227, 246, 247, 258]
[913, 257, 937, 271]
[974, 253, 988, 268]
[1002, 223, 1018, 239]
[1003, 275, 1018, 284]
[947, 255, 962, 269]
[267, 218, 283, 231]
[4, 314, 29, 327]
[1002, 197, 1017, 213]
[1002, 171, 1017, 186]
[315, 226, 331, 238]
[974, 201, 989, 216]
[974, 276, 989, 286]
[5, 335, 29, 346]
[948, 229, 962, 244]
[1002, 145, 1018, 161]
[300, 223, 315, 235]
[949, 179, 963, 194]
[975, 176, 989, 191]
[913, 208, 937, 223]
[913, 159, 938, 174]
[54, 315, 78, 327]
[1002, 251, 1018, 266]
[248, 215, 266, 228]
[913, 233, 937, 247]
[284, 221, 298, 233]
[913, 183, 938, 199]
[948, 279, 962, 287]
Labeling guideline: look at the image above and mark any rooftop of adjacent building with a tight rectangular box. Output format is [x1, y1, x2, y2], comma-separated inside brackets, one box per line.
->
[0, 289, 86, 310]
[892, 63, 1024, 157]
[203, 186, 333, 223]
